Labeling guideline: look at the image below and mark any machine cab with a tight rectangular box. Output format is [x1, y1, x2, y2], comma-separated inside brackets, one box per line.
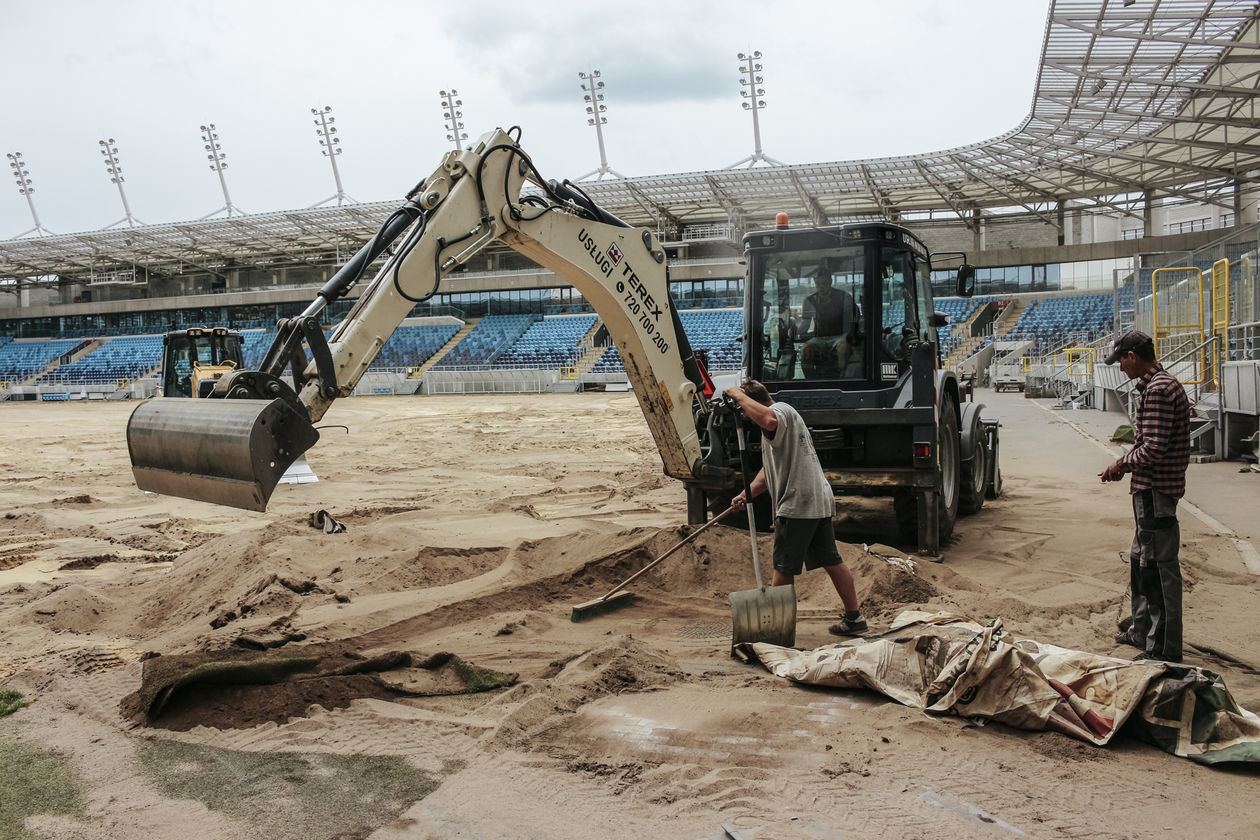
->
[743, 223, 940, 390]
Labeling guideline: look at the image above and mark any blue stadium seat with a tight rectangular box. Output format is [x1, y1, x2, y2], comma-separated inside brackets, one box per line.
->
[435, 315, 536, 368]
[0, 338, 86, 382]
[369, 323, 460, 370]
[492, 314, 598, 369]
[35, 335, 163, 386]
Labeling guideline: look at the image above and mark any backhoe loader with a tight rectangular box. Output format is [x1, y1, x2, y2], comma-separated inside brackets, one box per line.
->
[127, 127, 998, 553]
[159, 327, 244, 398]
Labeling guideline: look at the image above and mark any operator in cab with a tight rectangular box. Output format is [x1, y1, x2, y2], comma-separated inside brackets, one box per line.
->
[724, 379, 868, 636]
[800, 267, 858, 378]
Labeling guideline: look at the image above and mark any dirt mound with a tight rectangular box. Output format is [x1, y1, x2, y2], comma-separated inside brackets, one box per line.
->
[858, 552, 939, 607]
[46, 494, 95, 506]
[18, 583, 119, 632]
[0, 552, 34, 572]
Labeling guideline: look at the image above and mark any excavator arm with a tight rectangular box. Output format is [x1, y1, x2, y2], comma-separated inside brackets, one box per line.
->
[127, 128, 719, 511]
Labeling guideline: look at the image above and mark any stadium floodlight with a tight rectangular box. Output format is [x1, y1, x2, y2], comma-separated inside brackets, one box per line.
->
[6, 151, 53, 237]
[199, 123, 245, 219]
[98, 138, 142, 228]
[575, 69, 623, 181]
[440, 89, 468, 151]
[310, 105, 356, 208]
[726, 50, 784, 169]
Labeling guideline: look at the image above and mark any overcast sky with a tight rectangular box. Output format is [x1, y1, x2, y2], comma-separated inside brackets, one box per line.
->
[0, 0, 1049, 238]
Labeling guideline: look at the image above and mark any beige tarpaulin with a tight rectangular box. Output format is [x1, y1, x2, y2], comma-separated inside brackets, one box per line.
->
[739, 611, 1260, 765]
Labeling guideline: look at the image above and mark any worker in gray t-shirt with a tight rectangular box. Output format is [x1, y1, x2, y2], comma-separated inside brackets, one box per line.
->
[724, 379, 868, 636]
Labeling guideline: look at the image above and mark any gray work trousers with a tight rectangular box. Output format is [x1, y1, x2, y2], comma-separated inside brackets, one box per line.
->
[1128, 489, 1183, 661]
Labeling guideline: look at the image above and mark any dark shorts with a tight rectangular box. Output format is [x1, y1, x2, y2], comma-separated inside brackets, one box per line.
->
[773, 516, 843, 575]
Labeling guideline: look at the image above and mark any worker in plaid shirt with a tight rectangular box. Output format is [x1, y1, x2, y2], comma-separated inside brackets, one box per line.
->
[1099, 330, 1191, 663]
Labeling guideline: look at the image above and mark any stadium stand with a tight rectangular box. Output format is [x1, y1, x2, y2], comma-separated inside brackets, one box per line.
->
[1010, 292, 1115, 352]
[5, 291, 1119, 388]
[36, 334, 162, 385]
[240, 329, 276, 370]
[492, 314, 597, 369]
[0, 338, 84, 382]
[934, 296, 997, 358]
[434, 314, 535, 368]
[369, 323, 460, 370]
[592, 309, 742, 374]
[682, 309, 742, 370]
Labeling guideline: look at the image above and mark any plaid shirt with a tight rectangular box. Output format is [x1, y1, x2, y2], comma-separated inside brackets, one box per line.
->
[1119, 366, 1191, 498]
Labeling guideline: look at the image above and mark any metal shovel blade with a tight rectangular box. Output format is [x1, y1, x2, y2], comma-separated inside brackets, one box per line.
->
[127, 397, 320, 511]
[730, 583, 797, 648]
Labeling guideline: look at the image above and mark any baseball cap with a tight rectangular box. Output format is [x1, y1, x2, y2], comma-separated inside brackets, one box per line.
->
[1103, 330, 1154, 365]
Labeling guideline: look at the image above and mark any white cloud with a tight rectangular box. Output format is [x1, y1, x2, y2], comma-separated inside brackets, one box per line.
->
[0, 0, 1047, 236]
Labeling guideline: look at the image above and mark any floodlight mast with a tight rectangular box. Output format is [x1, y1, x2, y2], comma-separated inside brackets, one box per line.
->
[310, 105, 356, 208]
[440, 89, 468, 151]
[99, 138, 142, 228]
[6, 151, 52, 237]
[726, 50, 783, 168]
[576, 69, 623, 181]
[200, 123, 245, 219]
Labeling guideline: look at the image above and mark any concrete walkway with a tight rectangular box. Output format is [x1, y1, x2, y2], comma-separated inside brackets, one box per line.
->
[1023, 392, 1260, 573]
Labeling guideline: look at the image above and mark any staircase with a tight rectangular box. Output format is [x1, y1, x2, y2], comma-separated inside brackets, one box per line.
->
[991, 298, 1028, 337]
[565, 344, 608, 379]
[944, 336, 984, 370]
[410, 319, 476, 378]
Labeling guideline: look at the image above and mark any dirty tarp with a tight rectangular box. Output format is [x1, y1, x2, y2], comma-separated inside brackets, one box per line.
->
[127, 644, 518, 726]
[739, 611, 1260, 765]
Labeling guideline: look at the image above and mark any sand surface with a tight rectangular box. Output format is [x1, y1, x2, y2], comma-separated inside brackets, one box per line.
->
[1, 389, 1258, 839]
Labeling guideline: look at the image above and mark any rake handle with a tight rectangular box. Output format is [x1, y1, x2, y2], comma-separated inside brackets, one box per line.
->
[598, 505, 735, 601]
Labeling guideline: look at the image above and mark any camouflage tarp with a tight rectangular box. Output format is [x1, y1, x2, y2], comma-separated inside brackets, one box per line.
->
[739, 611, 1260, 765]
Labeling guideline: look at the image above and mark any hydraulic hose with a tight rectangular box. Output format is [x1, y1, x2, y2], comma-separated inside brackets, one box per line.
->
[313, 197, 426, 307]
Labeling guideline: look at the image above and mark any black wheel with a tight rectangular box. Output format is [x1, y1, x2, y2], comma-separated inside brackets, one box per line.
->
[959, 419, 987, 515]
[985, 433, 1003, 499]
[937, 395, 961, 543]
[892, 395, 961, 551]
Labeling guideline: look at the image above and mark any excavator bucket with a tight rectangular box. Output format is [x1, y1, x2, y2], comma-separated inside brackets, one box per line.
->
[127, 397, 320, 512]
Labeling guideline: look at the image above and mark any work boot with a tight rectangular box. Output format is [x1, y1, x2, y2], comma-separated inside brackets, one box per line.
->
[1114, 631, 1141, 649]
[828, 612, 868, 636]
[1133, 651, 1180, 663]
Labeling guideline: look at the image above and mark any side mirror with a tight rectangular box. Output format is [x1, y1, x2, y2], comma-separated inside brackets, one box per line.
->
[956, 264, 976, 297]
[931, 311, 949, 328]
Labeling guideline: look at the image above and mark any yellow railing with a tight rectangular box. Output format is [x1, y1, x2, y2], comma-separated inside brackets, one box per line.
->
[1152, 266, 1210, 386]
[1212, 258, 1230, 335]
[559, 365, 577, 380]
[1057, 347, 1096, 377]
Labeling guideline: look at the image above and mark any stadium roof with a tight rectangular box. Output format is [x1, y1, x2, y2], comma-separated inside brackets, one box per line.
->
[3, 0, 1259, 281]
